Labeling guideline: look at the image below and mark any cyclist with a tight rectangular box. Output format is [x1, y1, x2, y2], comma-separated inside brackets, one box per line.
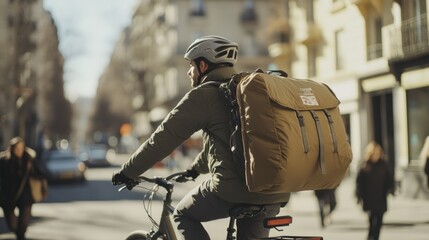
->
[112, 35, 290, 239]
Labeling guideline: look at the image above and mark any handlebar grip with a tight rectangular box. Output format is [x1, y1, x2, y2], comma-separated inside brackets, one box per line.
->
[125, 179, 139, 190]
[175, 175, 194, 183]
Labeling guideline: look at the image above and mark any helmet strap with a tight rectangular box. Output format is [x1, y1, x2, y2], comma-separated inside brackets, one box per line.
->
[195, 58, 211, 86]
[195, 58, 231, 86]
[195, 60, 204, 86]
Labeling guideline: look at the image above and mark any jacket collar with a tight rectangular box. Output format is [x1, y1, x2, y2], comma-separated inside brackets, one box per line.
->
[200, 67, 237, 84]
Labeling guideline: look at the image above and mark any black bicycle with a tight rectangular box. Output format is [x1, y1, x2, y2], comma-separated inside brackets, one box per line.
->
[117, 171, 323, 240]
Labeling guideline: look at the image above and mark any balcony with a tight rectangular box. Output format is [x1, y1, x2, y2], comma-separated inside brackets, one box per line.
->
[387, 14, 429, 60]
[351, 0, 383, 15]
[300, 23, 323, 46]
[367, 43, 383, 61]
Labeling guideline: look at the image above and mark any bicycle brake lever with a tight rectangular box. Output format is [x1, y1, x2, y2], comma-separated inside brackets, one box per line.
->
[175, 176, 193, 183]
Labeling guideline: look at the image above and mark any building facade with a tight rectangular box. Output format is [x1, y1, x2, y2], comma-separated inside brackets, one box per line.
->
[97, 0, 428, 197]
[0, 0, 71, 150]
[280, 0, 429, 198]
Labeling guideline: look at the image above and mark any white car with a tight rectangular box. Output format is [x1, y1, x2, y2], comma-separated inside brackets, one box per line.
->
[41, 149, 86, 182]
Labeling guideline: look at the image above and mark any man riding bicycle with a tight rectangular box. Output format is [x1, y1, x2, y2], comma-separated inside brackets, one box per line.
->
[112, 35, 290, 239]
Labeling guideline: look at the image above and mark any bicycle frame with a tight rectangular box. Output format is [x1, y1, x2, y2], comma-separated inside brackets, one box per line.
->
[118, 172, 323, 240]
[151, 182, 177, 239]
[119, 172, 186, 240]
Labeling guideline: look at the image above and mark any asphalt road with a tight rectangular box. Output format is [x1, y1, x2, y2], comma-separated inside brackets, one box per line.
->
[0, 160, 229, 240]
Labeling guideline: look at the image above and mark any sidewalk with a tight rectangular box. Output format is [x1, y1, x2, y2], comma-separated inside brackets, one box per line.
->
[149, 168, 429, 239]
[277, 176, 429, 240]
[129, 168, 429, 239]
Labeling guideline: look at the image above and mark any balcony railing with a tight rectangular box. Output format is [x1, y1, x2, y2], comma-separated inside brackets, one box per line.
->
[367, 43, 383, 60]
[388, 14, 429, 59]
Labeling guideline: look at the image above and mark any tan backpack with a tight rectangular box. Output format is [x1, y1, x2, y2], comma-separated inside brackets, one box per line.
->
[217, 69, 353, 193]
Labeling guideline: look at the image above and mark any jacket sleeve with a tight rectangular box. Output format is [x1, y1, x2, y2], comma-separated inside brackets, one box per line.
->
[121, 87, 212, 179]
[191, 150, 209, 174]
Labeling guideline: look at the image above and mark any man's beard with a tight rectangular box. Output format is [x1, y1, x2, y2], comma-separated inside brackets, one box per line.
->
[191, 77, 200, 87]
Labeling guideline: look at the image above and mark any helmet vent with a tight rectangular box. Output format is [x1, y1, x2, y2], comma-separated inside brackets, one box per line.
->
[215, 51, 228, 59]
[215, 46, 229, 52]
[214, 40, 229, 44]
[227, 50, 234, 58]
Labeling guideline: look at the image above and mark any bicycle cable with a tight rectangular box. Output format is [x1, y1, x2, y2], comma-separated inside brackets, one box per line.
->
[137, 182, 163, 231]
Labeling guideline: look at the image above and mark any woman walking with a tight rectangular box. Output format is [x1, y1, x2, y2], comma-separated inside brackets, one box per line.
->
[356, 141, 394, 240]
[0, 137, 47, 240]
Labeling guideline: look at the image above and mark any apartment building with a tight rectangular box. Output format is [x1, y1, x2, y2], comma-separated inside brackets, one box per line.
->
[122, 0, 291, 136]
[283, 0, 428, 197]
[0, 0, 71, 149]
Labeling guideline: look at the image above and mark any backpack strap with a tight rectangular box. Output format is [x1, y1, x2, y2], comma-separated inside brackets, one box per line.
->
[323, 109, 338, 153]
[310, 111, 327, 175]
[295, 111, 309, 153]
[202, 78, 246, 181]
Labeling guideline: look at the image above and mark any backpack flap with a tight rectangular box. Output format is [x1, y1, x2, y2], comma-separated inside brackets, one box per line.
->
[262, 73, 340, 111]
[237, 72, 352, 193]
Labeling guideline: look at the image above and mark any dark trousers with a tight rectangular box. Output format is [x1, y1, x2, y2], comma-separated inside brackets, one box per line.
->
[315, 189, 336, 227]
[2, 205, 32, 240]
[173, 180, 282, 240]
[367, 211, 384, 240]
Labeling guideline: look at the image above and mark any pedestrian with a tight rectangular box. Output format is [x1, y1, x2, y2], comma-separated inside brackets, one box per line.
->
[420, 136, 429, 188]
[314, 188, 336, 228]
[112, 35, 290, 239]
[356, 141, 394, 240]
[0, 137, 48, 240]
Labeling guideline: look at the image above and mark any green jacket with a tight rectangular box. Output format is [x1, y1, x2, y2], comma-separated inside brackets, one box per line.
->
[121, 67, 290, 204]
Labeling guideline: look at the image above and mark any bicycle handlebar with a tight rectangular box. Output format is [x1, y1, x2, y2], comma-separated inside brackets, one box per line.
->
[118, 171, 190, 192]
[139, 171, 189, 182]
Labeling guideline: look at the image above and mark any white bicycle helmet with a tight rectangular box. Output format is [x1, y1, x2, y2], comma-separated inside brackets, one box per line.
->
[184, 35, 238, 65]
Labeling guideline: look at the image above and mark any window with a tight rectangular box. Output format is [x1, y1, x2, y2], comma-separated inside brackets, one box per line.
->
[366, 13, 383, 61]
[190, 0, 205, 17]
[241, 0, 258, 23]
[401, 0, 426, 20]
[407, 86, 429, 161]
[335, 29, 346, 70]
[306, 0, 314, 23]
[401, 0, 428, 55]
[341, 114, 351, 144]
[307, 46, 317, 77]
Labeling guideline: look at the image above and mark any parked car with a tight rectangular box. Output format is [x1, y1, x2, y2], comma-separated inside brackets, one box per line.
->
[40, 149, 86, 182]
[83, 144, 113, 167]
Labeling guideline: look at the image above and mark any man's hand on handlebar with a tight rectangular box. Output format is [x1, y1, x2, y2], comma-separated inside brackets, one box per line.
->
[112, 170, 137, 190]
[176, 168, 200, 183]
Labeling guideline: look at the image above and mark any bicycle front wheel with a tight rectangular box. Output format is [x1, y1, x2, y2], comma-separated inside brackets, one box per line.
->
[125, 230, 149, 240]
[126, 230, 167, 240]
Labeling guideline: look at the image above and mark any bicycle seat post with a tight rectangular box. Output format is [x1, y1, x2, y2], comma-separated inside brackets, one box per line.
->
[226, 217, 236, 240]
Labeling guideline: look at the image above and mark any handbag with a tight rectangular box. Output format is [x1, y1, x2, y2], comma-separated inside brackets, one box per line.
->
[14, 161, 49, 204]
[29, 177, 48, 203]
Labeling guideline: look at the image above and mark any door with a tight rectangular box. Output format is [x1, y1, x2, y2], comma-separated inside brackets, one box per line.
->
[371, 92, 396, 177]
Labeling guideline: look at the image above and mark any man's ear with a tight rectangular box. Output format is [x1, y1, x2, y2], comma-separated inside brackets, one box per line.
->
[199, 60, 209, 73]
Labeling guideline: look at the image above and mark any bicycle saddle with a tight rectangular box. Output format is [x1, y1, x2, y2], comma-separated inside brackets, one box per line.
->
[229, 205, 265, 219]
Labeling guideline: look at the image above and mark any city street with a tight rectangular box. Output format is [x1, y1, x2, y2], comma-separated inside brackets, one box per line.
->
[2, 1, 429, 240]
[1, 156, 429, 240]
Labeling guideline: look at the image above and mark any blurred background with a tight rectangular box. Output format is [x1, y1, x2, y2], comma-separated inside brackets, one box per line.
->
[1, 0, 429, 239]
[1, 0, 428, 203]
